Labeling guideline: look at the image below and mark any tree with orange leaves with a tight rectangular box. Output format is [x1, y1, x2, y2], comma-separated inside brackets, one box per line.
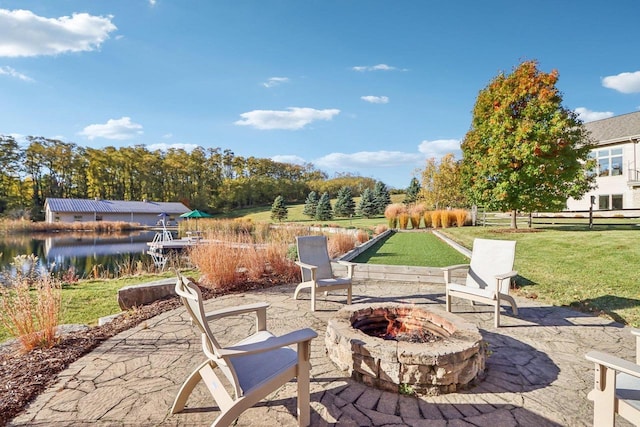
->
[461, 60, 595, 228]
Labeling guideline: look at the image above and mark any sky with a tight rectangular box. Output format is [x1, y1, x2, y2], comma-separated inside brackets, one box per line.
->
[1, 1, 639, 190]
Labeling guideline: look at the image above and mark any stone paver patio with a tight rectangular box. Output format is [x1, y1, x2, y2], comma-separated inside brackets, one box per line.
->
[9, 280, 637, 426]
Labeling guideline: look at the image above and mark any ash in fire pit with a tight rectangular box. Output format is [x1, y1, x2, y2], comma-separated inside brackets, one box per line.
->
[326, 303, 486, 395]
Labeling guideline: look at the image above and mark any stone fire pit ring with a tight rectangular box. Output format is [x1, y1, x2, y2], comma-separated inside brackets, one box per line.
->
[325, 302, 486, 395]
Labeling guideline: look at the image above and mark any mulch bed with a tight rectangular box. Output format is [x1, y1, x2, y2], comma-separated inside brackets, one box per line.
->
[0, 277, 288, 426]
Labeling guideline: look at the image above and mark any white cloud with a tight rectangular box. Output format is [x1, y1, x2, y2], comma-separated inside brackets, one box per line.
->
[361, 95, 389, 104]
[271, 155, 306, 165]
[79, 117, 143, 140]
[149, 0, 157, 6]
[146, 142, 199, 152]
[315, 151, 420, 169]
[0, 9, 117, 57]
[0, 65, 32, 81]
[352, 64, 397, 72]
[417, 139, 462, 159]
[162, 133, 173, 139]
[263, 77, 289, 88]
[234, 107, 340, 130]
[602, 71, 640, 94]
[575, 107, 614, 123]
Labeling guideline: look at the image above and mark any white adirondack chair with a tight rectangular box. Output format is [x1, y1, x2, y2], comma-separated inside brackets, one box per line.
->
[585, 328, 640, 426]
[172, 273, 318, 427]
[293, 235, 355, 311]
[442, 238, 518, 328]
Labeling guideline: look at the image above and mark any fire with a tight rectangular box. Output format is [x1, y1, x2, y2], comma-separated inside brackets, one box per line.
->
[384, 309, 420, 339]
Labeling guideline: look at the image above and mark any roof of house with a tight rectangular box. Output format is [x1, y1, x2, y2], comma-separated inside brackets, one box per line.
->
[585, 111, 640, 145]
[45, 198, 190, 215]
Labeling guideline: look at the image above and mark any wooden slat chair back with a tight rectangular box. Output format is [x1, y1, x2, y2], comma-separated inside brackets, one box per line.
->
[586, 329, 640, 426]
[293, 235, 355, 311]
[442, 238, 518, 328]
[172, 273, 317, 426]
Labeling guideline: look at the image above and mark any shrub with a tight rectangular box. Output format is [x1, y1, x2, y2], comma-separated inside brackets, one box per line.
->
[453, 209, 468, 227]
[188, 232, 244, 289]
[328, 233, 356, 259]
[398, 212, 410, 229]
[431, 211, 441, 228]
[384, 203, 404, 229]
[0, 255, 62, 353]
[374, 224, 388, 235]
[408, 204, 424, 229]
[355, 229, 369, 244]
[440, 210, 451, 228]
[423, 211, 432, 228]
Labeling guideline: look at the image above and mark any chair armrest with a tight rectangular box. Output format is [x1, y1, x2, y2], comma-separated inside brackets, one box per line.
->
[295, 261, 318, 271]
[218, 328, 318, 357]
[586, 350, 640, 379]
[205, 302, 269, 321]
[441, 264, 470, 273]
[495, 270, 518, 280]
[336, 260, 356, 277]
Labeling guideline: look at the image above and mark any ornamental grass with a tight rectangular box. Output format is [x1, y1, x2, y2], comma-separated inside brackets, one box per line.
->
[0, 255, 62, 353]
[408, 204, 424, 229]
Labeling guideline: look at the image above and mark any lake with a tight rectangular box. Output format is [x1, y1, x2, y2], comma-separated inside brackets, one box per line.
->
[0, 230, 174, 279]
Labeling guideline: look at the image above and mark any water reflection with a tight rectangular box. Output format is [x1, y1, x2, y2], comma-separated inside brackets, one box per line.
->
[0, 230, 172, 278]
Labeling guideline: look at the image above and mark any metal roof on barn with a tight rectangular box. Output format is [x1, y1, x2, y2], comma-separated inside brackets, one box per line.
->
[45, 198, 190, 215]
[585, 111, 640, 145]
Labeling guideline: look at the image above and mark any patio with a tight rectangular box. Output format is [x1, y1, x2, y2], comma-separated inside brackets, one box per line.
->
[10, 279, 637, 426]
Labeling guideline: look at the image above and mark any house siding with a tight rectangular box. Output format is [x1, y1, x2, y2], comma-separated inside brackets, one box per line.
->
[565, 112, 640, 212]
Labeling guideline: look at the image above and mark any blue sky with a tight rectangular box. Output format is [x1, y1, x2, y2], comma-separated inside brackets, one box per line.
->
[1, 1, 639, 189]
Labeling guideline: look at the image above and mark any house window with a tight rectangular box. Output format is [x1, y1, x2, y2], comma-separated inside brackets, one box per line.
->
[95, 215, 103, 221]
[54, 216, 60, 222]
[598, 194, 623, 210]
[595, 148, 623, 177]
[73, 215, 83, 221]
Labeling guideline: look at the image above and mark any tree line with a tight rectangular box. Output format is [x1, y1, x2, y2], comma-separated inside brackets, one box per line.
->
[0, 137, 384, 220]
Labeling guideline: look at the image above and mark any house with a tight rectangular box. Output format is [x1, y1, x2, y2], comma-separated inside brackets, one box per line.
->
[566, 111, 640, 212]
[44, 198, 190, 226]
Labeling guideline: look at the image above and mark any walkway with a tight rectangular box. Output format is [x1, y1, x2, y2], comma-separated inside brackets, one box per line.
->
[10, 280, 637, 426]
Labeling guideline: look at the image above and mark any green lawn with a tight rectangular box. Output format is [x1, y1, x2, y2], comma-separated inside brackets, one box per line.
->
[440, 226, 640, 327]
[353, 231, 468, 267]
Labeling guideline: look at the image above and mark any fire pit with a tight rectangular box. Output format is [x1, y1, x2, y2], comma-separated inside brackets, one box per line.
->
[325, 303, 486, 395]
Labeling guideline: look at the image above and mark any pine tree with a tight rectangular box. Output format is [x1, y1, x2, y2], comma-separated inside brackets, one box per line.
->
[372, 181, 391, 215]
[334, 186, 356, 218]
[270, 195, 288, 222]
[315, 192, 333, 221]
[403, 177, 421, 204]
[357, 188, 377, 218]
[302, 191, 319, 218]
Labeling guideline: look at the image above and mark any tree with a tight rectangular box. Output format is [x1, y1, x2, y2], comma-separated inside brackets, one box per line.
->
[357, 188, 377, 218]
[372, 181, 391, 215]
[315, 192, 333, 221]
[461, 60, 595, 228]
[403, 177, 421, 204]
[270, 195, 288, 221]
[302, 191, 319, 218]
[333, 186, 356, 218]
[418, 154, 466, 209]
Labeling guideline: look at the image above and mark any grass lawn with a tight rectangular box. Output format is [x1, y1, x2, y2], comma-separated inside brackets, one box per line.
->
[353, 231, 468, 267]
[440, 226, 640, 327]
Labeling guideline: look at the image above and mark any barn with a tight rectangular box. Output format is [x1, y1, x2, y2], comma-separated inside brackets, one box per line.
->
[44, 198, 190, 226]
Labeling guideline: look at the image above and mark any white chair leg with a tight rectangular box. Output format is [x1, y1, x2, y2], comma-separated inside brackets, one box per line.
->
[171, 360, 210, 414]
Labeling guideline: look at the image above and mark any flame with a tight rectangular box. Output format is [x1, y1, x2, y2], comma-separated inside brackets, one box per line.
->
[384, 309, 420, 338]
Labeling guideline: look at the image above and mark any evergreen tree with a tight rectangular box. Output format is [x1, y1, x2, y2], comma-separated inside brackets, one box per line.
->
[315, 192, 333, 221]
[357, 188, 377, 218]
[334, 186, 356, 217]
[302, 191, 319, 218]
[403, 177, 421, 204]
[372, 181, 391, 215]
[270, 195, 288, 222]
